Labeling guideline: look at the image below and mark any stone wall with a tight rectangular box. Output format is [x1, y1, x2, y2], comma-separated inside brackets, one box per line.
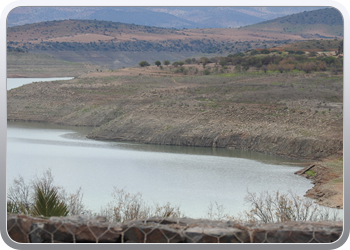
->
[7, 214, 342, 243]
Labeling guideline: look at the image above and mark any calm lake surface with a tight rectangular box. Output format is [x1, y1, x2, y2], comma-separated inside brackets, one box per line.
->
[6, 78, 325, 219]
[7, 120, 315, 218]
[7, 77, 74, 90]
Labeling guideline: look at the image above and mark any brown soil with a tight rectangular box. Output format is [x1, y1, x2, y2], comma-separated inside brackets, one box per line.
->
[295, 155, 343, 209]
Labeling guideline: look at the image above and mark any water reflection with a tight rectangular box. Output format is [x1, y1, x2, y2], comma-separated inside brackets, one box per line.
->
[8, 121, 305, 166]
[7, 77, 74, 90]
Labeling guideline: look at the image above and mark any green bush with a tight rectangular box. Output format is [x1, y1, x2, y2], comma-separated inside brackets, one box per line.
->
[306, 170, 316, 176]
[139, 61, 150, 67]
[260, 49, 270, 54]
[219, 60, 227, 67]
[250, 49, 260, 55]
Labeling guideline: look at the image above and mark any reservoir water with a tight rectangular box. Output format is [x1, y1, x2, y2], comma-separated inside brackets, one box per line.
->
[7, 77, 74, 90]
[6, 78, 323, 219]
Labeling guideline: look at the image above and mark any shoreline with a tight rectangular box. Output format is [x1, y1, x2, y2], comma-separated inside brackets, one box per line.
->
[7, 70, 343, 210]
[7, 118, 343, 210]
[294, 155, 343, 209]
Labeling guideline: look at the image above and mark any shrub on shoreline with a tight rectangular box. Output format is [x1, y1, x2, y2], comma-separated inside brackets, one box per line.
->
[7, 169, 341, 223]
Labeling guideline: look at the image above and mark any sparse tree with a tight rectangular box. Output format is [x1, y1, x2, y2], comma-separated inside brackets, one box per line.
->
[139, 61, 150, 67]
[155, 61, 161, 67]
[163, 60, 170, 66]
[250, 49, 260, 55]
[172, 61, 184, 67]
[308, 51, 318, 57]
[200, 57, 210, 66]
[184, 58, 192, 64]
[260, 49, 270, 54]
[235, 64, 242, 72]
[261, 65, 268, 73]
[219, 60, 227, 67]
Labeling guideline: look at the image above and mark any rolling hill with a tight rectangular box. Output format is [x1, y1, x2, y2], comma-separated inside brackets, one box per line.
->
[7, 8, 343, 70]
[7, 6, 325, 29]
[244, 8, 343, 38]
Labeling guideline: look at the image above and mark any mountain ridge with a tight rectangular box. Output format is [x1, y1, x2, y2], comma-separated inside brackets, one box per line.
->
[7, 6, 325, 28]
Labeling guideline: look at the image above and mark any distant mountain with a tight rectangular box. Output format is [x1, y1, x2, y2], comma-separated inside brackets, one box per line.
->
[7, 6, 325, 29]
[255, 8, 343, 26]
[243, 8, 343, 38]
[7, 7, 342, 69]
[86, 8, 200, 29]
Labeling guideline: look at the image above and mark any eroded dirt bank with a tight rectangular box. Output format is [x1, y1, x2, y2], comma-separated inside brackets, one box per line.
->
[7, 67, 343, 207]
[86, 110, 342, 160]
[295, 156, 343, 209]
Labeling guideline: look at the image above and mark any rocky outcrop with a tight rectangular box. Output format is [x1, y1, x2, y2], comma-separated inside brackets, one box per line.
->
[7, 214, 343, 243]
[87, 118, 343, 160]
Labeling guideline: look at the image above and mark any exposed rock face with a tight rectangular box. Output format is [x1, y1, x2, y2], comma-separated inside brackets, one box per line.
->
[7, 214, 343, 243]
[86, 114, 343, 160]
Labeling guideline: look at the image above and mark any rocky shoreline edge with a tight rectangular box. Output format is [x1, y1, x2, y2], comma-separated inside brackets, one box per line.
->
[294, 155, 343, 209]
[9, 117, 343, 210]
[87, 132, 343, 210]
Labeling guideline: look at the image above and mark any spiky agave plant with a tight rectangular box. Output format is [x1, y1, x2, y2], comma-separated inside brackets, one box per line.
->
[32, 184, 69, 217]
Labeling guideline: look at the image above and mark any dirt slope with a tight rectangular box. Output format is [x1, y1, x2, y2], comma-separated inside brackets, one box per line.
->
[7, 67, 343, 160]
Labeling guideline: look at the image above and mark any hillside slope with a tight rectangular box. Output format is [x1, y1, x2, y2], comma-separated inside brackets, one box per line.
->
[7, 8, 343, 70]
[244, 8, 343, 38]
[7, 51, 99, 77]
[7, 67, 343, 160]
[6, 19, 294, 69]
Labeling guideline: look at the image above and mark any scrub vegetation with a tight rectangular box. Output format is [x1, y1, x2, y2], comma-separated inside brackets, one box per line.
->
[141, 44, 343, 76]
[7, 169, 340, 222]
